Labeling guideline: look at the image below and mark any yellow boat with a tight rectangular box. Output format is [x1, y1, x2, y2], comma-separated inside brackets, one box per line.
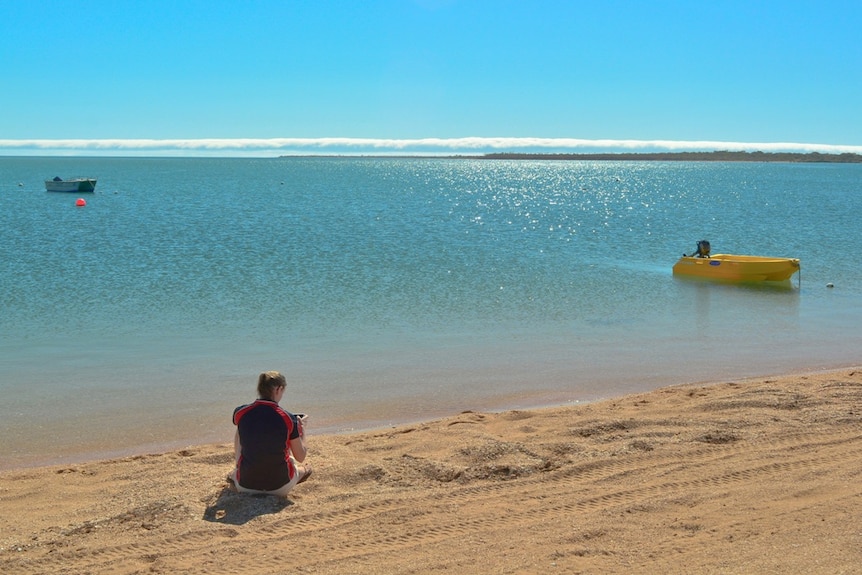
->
[673, 240, 800, 282]
[673, 254, 801, 281]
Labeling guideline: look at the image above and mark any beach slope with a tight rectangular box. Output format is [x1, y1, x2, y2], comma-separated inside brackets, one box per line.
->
[2, 369, 860, 574]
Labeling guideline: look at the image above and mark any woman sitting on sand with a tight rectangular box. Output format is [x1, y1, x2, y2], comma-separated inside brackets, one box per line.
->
[229, 371, 312, 496]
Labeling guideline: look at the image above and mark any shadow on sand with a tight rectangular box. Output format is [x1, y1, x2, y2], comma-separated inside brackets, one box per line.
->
[202, 484, 293, 525]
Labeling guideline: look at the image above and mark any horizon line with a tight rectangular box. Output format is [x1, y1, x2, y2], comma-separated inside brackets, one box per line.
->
[2, 137, 861, 157]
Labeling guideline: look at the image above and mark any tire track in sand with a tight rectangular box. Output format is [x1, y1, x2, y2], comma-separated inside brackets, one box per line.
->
[13, 427, 858, 575]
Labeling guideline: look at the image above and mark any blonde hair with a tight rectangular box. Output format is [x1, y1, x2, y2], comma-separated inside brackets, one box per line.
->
[257, 371, 286, 400]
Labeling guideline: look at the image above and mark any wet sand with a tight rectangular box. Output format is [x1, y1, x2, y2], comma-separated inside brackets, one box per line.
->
[1, 368, 860, 574]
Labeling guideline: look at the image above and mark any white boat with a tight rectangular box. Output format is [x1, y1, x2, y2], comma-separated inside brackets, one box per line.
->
[45, 177, 97, 192]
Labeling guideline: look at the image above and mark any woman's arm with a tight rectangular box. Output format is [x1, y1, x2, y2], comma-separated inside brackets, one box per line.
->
[290, 435, 307, 462]
[233, 430, 242, 464]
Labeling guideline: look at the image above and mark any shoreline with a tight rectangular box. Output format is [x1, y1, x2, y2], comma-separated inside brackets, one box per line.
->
[4, 363, 859, 473]
[2, 366, 860, 573]
[4, 364, 856, 473]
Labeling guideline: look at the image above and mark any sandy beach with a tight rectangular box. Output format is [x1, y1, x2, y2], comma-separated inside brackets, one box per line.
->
[2, 368, 860, 574]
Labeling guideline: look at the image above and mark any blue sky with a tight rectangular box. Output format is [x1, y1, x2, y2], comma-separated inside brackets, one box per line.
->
[2, 0, 861, 156]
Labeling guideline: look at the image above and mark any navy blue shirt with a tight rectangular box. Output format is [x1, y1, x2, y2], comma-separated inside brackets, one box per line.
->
[233, 399, 300, 491]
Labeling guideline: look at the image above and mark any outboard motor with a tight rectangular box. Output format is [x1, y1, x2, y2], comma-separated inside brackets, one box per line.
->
[685, 240, 711, 258]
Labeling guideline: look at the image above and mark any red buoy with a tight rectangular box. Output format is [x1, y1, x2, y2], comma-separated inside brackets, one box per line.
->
[75, 198, 86, 207]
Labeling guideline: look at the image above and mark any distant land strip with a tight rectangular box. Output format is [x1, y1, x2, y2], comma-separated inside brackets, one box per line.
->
[458, 151, 862, 162]
[282, 151, 862, 162]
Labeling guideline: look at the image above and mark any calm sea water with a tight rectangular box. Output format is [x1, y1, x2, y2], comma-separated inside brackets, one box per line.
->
[2, 157, 860, 468]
